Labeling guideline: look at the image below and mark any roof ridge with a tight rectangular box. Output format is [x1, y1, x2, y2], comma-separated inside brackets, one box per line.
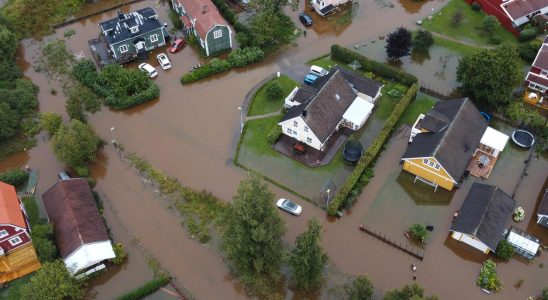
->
[304, 70, 343, 111]
[472, 185, 498, 235]
[432, 98, 468, 157]
[61, 180, 85, 247]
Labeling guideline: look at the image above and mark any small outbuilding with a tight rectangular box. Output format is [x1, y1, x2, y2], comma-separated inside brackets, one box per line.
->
[537, 187, 548, 228]
[505, 227, 540, 260]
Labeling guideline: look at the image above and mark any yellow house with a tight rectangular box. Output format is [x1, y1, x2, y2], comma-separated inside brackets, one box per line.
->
[402, 98, 488, 191]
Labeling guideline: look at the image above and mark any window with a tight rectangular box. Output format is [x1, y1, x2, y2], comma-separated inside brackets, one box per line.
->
[119, 45, 128, 53]
[541, 70, 548, 77]
[286, 128, 292, 134]
[213, 29, 222, 39]
[422, 158, 440, 170]
[307, 137, 312, 143]
[293, 121, 298, 127]
[304, 126, 309, 132]
[9, 236, 22, 246]
[150, 34, 158, 43]
[130, 26, 139, 34]
[0, 230, 7, 238]
[292, 130, 297, 135]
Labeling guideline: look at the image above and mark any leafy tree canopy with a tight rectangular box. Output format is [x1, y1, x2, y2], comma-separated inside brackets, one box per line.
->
[345, 275, 374, 300]
[386, 27, 412, 60]
[20, 260, 85, 300]
[383, 283, 438, 300]
[51, 119, 100, 170]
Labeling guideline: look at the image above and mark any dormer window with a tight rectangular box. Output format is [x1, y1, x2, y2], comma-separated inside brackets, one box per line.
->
[130, 26, 139, 34]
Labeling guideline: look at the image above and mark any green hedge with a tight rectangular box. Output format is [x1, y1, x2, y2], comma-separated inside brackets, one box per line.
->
[116, 276, 171, 300]
[267, 124, 282, 144]
[330, 44, 418, 86]
[181, 47, 264, 84]
[0, 168, 28, 186]
[327, 83, 419, 216]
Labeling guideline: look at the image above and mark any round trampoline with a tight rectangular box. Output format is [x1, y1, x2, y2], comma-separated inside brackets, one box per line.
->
[343, 140, 363, 164]
[511, 130, 535, 148]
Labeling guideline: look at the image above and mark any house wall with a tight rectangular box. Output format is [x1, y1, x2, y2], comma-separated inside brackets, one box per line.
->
[464, 0, 519, 36]
[64, 241, 116, 274]
[451, 231, 490, 254]
[0, 225, 30, 253]
[402, 158, 455, 191]
[205, 25, 232, 56]
[110, 27, 165, 59]
[279, 117, 323, 150]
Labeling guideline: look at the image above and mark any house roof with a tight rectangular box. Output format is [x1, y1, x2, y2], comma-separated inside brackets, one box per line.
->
[501, 0, 548, 21]
[100, 7, 162, 45]
[451, 183, 515, 252]
[532, 44, 548, 71]
[526, 72, 548, 88]
[282, 68, 383, 143]
[0, 181, 26, 229]
[420, 110, 450, 133]
[342, 96, 375, 126]
[402, 98, 488, 181]
[176, 0, 229, 38]
[538, 186, 548, 216]
[42, 179, 110, 259]
[480, 126, 509, 152]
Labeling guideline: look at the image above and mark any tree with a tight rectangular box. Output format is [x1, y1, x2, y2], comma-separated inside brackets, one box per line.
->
[386, 27, 412, 60]
[495, 239, 514, 261]
[289, 218, 327, 290]
[457, 44, 522, 109]
[248, 11, 295, 52]
[345, 275, 374, 300]
[409, 223, 428, 243]
[541, 288, 548, 300]
[30, 224, 58, 262]
[221, 173, 285, 295]
[451, 10, 464, 27]
[0, 101, 19, 140]
[41, 112, 62, 136]
[0, 168, 28, 186]
[251, 0, 295, 12]
[476, 259, 503, 292]
[383, 283, 438, 300]
[519, 39, 543, 63]
[266, 81, 283, 100]
[20, 260, 85, 300]
[51, 120, 100, 173]
[413, 30, 434, 51]
[483, 16, 499, 35]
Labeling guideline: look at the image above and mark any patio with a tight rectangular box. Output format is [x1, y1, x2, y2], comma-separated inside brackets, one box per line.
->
[466, 152, 498, 179]
[523, 90, 548, 110]
[88, 37, 137, 67]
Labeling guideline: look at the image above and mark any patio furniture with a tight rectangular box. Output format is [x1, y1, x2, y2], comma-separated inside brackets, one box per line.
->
[478, 155, 490, 168]
[293, 142, 305, 154]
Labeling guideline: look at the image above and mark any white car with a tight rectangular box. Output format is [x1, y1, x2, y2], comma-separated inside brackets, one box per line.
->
[309, 65, 329, 77]
[156, 53, 171, 70]
[276, 198, 302, 216]
[138, 63, 158, 78]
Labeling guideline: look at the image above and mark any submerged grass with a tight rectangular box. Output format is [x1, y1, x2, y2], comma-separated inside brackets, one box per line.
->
[127, 154, 227, 243]
[0, 136, 36, 161]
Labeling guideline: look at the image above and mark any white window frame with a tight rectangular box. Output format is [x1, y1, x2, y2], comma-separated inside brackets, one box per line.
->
[286, 128, 292, 134]
[213, 29, 222, 39]
[0, 230, 7, 239]
[293, 121, 298, 127]
[150, 34, 158, 43]
[529, 82, 547, 92]
[422, 158, 440, 170]
[307, 137, 312, 143]
[9, 236, 22, 246]
[119, 45, 129, 53]
[304, 126, 309, 132]
[541, 70, 548, 77]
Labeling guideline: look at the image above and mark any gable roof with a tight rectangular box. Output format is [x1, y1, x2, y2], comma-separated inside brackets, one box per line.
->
[451, 183, 515, 251]
[420, 110, 450, 133]
[402, 98, 488, 181]
[501, 0, 548, 20]
[539, 186, 548, 216]
[281, 68, 383, 143]
[176, 0, 229, 38]
[0, 181, 26, 229]
[42, 179, 110, 259]
[100, 7, 162, 45]
[532, 44, 548, 71]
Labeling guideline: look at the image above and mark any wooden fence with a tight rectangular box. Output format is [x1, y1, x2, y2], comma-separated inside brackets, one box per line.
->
[359, 224, 424, 261]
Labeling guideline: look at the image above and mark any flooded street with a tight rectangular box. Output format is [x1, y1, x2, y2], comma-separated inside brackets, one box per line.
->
[3, 0, 548, 298]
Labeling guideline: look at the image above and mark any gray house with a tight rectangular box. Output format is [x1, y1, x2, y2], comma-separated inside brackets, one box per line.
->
[99, 7, 167, 60]
[171, 0, 233, 56]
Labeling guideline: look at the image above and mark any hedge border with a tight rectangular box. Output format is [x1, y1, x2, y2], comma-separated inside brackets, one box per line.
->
[116, 276, 171, 300]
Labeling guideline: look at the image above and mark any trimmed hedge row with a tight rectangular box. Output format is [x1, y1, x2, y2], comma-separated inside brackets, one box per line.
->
[327, 84, 419, 215]
[267, 124, 282, 144]
[0, 168, 28, 186]
[116, 276, 171, 300]
[331, 44, 418, 86]
[181, 47, 264, 84]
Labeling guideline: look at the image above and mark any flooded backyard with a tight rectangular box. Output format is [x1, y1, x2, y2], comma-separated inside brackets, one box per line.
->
[2, 0, 548, 298]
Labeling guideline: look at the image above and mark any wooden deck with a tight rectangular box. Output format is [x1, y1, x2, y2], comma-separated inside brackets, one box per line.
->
[523, 91, 548, 110]
[466, 152, 498, 179]
[0, 243, 41, 283]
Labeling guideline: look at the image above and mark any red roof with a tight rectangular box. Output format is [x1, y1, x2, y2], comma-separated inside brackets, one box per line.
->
[526, 72, 548, 88]
[532, 44, 548, 71]
[176, 0, 229, 38]
[180, 15, 192, 28]
[501, 0, 548, 20]
[0, 181, 26, 229]
[42, 179, 110, 259]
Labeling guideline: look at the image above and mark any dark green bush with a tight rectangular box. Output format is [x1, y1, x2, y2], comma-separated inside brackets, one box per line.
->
[0, 168, 28, 186]
[116, 276, 171, 300]
[519, 28, 537, 41]
[266, 82, 283, 99]
[409, 223, 428, 243]
[413, 30, 434, 51]
[519, 39, 543, 63]
[471, 1, 481, 11]
[168, 10, 183, 30]
[267, 124, 282, 144]
[495, 239, 514, 261]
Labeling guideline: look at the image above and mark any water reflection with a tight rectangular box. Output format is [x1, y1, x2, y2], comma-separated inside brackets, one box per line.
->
[397, 172, 454, 205]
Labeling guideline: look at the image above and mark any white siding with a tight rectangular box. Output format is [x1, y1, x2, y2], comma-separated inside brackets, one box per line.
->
[279, 117, 323, 150]
[451, 231, 490, 254]
[64, 241, 116, 274]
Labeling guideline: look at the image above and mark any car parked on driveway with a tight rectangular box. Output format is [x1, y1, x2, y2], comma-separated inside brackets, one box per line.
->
[304, 73, 319, 85]
[157, 53, 171, 70]
[276, 198, 302, 216]
[299, 12, 313, 27]
[310, 65, 328, 77]
[169, 38, 186, 53]
[138, 63, 158, 78]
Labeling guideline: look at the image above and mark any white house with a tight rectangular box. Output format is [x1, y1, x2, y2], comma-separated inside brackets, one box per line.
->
[500, 0, 548, 27]
[450, 183, 515, 254]
[312, 0, 351, 16]
[279, 67, 383, 151]
[42, 179, 115, 275]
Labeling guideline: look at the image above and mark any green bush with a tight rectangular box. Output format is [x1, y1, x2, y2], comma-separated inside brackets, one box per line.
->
[0, 168, 28, 186]
[116, 276, 171, 300]
[477, 259, 503, 292]
[495, 239, 514, 261]
[471, 1, 481, 11]
[519, 39, 543, 63]
[542, 288, 548, 300]
[409, 223, 428, 243]
[519, 28, 537, 41]
[413, 30, 434, 51]
[110, 242, 127, 265]
[168, 10, 183, 29]
[30, 224, 58, 262]
[327, 79, 418, 216]
[266, 82, 283, 99]
[267, 124, 282, 144]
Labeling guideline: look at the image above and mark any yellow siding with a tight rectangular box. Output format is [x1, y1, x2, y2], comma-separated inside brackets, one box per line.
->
[403, 158, 455, 191]
[0, 243, 41, 283]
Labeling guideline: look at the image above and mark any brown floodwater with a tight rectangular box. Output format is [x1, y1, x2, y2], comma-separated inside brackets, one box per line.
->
[7, 0, 548, 299]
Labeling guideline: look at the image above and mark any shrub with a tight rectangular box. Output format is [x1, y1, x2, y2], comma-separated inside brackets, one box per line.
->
[266, 82, 283, 100]
[110, 243, 127, 265]
[30, 224, 58, 262]
[495, 240, 514, 261]
[345, 275, 373, 300]
[267, 124, 282, 144]
[483, 16, 499, 35]
[519, 39, 543, 63]
[519, 28, 537, 41]
[40, 112, 62, 136]
[413, 30, 434, 51]
[168, 10, 183, 29]
[471, 1, 481, 11]
[477, 260, 503, 292]
[451, 11, 464, 28]
[542, 288, 548, 300]
[0, 168, 28, 186]
[116, 276, 171, 300]
[409, 223, 428, 243]
[227, 47, 264, 68]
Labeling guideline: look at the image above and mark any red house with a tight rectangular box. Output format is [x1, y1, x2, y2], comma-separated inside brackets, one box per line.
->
[464, 0, 520, 35]
[0, 181, 41, 283]
[524, 36, 548, 110]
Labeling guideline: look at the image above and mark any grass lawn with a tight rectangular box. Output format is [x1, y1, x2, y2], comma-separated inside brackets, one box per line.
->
[247, 75, 298, 116]
[0, 274, 32, 300]
[0, 136, 36, 161]
[22, 197, 43, 226]
[422, 0, 517, 46]
[432, 35, 482, 57]
[397, 94, 437, 128]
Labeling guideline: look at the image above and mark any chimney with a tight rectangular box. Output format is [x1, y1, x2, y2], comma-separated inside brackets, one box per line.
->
[202, 5, 208, 14]
[302, 110, 308, 118]
[335, 94, 341, 101]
